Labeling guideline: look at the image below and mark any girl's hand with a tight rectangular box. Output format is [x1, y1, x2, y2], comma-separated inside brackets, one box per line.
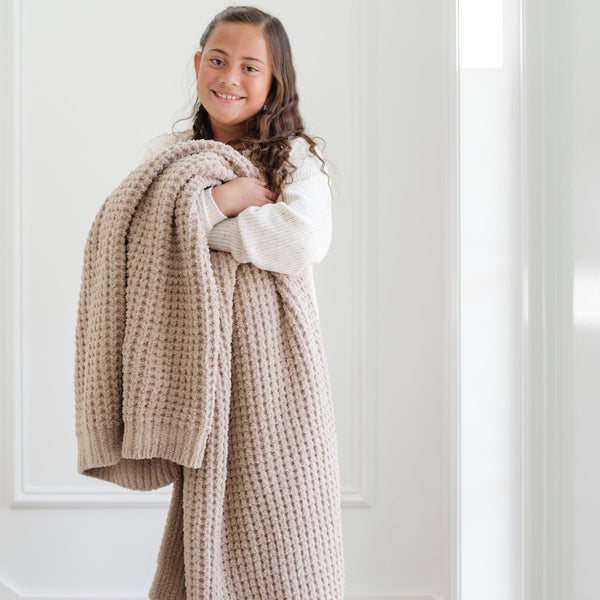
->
[211, 177, 275, 218]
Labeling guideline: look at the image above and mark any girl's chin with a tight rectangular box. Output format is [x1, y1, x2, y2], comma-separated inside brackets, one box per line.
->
[209, 115, 245, 127]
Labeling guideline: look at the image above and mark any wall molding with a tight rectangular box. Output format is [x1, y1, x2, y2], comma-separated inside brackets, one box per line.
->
[443, 2, 461, 600]
[338, 0, 374, 509]
[6, 0, 373, 510]
[0, 578, 444, 600]
[0, 578, 145, 600]
[4, 0, 179, 509]
[1, 0, 458, 597]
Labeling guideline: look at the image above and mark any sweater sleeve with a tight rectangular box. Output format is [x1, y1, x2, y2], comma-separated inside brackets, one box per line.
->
[198, 187, 228, 234]
[206, 138, 333, 276]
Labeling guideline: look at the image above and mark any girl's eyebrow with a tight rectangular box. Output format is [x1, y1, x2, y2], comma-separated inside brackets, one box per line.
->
[207, 48, 264, 64]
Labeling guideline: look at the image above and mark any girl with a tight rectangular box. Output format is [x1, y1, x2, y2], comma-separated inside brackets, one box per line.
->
[142, 5, 333, 313]
[138, 6, 344, 599]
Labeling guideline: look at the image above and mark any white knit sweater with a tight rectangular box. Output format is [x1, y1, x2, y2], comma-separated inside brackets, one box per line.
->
[141, 130, 332, 307]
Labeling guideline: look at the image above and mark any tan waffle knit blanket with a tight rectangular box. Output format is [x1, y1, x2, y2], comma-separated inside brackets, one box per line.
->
[73, 139, 345, 599]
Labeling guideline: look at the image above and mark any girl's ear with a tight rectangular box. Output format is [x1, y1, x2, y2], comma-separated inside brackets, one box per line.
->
[194, 51, 202, 77]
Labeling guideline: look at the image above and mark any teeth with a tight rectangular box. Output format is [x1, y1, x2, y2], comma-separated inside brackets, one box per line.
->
[215, 91, 241, 100]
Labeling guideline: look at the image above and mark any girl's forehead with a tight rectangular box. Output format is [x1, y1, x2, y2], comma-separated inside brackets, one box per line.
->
[204, 22, 268, 55]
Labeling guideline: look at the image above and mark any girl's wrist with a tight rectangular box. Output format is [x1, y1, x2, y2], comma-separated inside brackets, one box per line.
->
[210, 185, 232, 217]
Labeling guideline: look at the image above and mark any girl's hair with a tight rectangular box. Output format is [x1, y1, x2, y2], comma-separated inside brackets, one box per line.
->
[173, 5, 329, 201]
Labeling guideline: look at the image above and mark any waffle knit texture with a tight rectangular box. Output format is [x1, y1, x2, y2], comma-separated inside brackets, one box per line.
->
[74, 139, 345, 599]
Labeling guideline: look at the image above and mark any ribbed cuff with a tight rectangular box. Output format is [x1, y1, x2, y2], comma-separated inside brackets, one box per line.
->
[76, 419, 123, 473]
[82, 457, 179, 491]
[121, 415, 213, 470]
[198, 187, 227, 234]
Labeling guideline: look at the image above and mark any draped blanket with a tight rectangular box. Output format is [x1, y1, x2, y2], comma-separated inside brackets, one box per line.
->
[73, 140, 345, 599]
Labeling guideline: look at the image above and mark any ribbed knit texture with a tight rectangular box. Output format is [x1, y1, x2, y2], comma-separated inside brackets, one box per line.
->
[74, 139, 344, 599]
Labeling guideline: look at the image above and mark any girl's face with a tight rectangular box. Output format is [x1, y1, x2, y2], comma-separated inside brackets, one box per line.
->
[194, 22, 273, 143]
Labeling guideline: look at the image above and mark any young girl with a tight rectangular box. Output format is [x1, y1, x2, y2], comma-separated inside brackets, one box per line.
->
[142, 5, 333, 313]
[138, 6, 344, 599]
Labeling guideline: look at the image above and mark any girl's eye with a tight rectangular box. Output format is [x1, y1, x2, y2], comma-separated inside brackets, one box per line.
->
[209, 58, 224, 66]
[244, 65, 258, 73]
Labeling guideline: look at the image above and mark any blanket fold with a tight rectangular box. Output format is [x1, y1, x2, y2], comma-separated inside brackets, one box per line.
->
[74, 139, 344, 599]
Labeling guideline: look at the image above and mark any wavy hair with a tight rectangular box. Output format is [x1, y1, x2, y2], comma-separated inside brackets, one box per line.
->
[173, 5, 330, 202]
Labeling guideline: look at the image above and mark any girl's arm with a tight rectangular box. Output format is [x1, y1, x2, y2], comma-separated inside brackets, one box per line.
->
[206, 137, 333, 276]
[140, 134, 333, 276]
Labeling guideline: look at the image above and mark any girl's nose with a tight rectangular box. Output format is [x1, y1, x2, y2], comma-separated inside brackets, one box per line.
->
[220, 66, 240, 86]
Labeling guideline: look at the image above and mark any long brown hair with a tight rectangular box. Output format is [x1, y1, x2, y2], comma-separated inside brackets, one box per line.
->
[173, 6, 329, 202]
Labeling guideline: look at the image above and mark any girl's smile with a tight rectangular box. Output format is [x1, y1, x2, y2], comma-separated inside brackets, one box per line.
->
[211, 90, 245, 102]
[194, 22, 273, 143]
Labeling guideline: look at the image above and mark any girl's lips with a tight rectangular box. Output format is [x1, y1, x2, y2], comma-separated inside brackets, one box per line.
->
[211, 90, 244, 103]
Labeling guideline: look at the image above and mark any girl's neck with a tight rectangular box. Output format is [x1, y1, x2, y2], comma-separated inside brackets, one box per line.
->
[211, 120, 246, 144]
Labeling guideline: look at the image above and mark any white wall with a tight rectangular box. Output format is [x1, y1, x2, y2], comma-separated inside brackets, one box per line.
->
[0, 1, 457, 599]
[457, 0, 600, 598]
[531, 0, 600, 598]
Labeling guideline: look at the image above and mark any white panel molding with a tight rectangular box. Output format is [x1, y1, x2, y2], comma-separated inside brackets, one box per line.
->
[0, 578, 444, 600]
[0, 0, 458, 598]
[9, 487, 172, 509]
[6, 0, 374, 509]
[338, 0, 374, 509]
[0, 578, 145, 600]
[2, 0, 168, 510]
